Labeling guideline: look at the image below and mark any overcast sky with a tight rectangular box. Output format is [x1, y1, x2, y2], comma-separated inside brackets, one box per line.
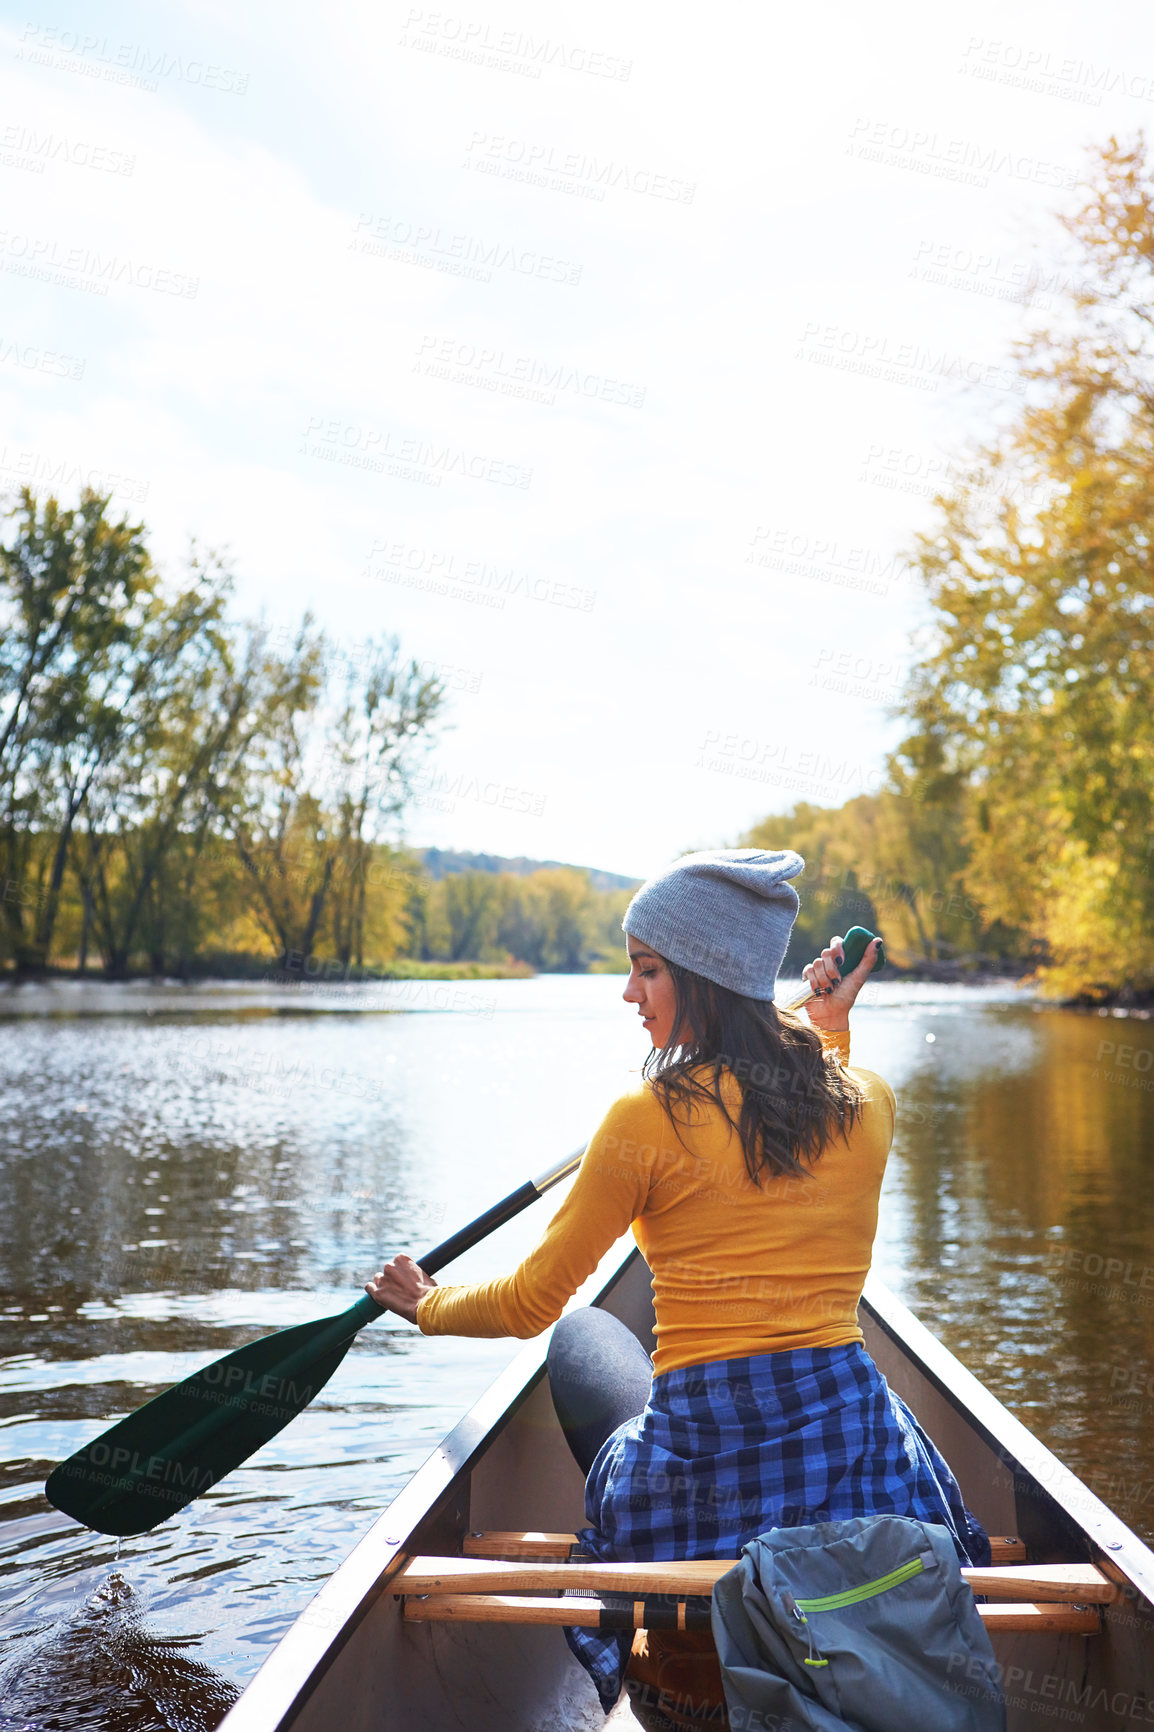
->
[2, 0, 1149, 879]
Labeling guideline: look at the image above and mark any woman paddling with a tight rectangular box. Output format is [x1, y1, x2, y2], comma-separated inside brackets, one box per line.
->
[366, 849, 989, 1722]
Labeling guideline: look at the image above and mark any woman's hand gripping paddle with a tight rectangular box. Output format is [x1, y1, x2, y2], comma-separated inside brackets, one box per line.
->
[782, 924, 886, 1012]
[44, 1148, 585, 1537]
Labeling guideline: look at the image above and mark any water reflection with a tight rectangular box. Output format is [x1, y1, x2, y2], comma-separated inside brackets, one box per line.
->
[0, 979, 1151, 1725]
[866, 1001, 1154, 1536]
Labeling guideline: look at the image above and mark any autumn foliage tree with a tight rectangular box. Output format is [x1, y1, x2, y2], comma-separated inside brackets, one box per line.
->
[893, 133, 1154, 996]
[742, 138, 1154, 996]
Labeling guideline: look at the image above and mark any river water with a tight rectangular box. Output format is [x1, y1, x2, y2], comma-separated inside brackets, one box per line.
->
[0, 975, 1152, 1726]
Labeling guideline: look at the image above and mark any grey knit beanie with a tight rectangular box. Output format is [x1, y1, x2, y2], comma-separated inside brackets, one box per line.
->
[622, 848, 804, 1000]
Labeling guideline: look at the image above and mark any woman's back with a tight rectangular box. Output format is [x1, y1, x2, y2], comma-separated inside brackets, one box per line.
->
[606, 1029, 895, 1372]
[416, 1026, 895, 1376]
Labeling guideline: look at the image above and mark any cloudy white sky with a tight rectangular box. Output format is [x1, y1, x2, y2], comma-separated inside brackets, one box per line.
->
[1, 0, 1149, 879]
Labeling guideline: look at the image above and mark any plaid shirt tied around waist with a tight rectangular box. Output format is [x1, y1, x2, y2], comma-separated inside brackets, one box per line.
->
[565, 1341, 992, 1712]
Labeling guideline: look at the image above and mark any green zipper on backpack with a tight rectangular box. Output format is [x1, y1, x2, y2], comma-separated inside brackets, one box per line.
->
[794, 1554, 925, 1615]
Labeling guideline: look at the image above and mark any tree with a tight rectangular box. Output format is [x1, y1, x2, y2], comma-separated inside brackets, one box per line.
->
[71, 550, 271, 977]
[442, 871, 501, 962]
[0, 490, 156, 971]
[895, 133, 1154, 995]
[321, 643, 443, 970]
[0, 490, 448, 978]
[744, 789, 993, 970]
[220, 635, 443, 969]
[528, 868, 598, 971]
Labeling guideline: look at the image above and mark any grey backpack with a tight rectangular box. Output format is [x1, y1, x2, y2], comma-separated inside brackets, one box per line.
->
[711, 1515, 1005, 1732]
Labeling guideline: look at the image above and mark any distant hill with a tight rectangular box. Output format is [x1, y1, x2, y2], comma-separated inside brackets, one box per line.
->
[416, 848, 640, 894]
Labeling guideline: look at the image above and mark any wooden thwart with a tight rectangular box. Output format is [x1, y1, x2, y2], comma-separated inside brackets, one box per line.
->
[400, 1547, 1110, 1637]
[402, 1593, 1101, 1637]
[398, 1554, 1115, 1604]
[404, 1594, 714, 1632]
[461, 1529, 1030, 1565]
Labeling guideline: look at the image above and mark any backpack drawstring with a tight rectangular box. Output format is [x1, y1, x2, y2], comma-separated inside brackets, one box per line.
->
[782, 1591, 829, 1669]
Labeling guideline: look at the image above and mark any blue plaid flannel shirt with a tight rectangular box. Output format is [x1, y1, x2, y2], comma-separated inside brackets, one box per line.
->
[564, 1342, 992, 1711]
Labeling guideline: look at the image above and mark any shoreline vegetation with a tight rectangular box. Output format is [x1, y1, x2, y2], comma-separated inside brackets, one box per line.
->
[0, 952, 1046, 990]
[7, 953, 1152, 1015]
[3, 138, 1153, 1007]
[5, 964, 1152, 1022]
[0, 955, 538, 986]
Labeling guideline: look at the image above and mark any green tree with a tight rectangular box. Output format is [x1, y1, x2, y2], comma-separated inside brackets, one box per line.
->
[220, 634, 443, 969]
[321, 643, 443, 970]
[0, 490, 156, 971]
[745, 787, 993, 970]
[0, 490, 448, 979]
[528, 867, 597, 970]
[71, 551, 270, 977]
[407, 866, 625, 970]
[442, 871, 501, 961]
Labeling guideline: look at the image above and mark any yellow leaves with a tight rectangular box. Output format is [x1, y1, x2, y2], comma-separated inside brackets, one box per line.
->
[878, 135, 1154, 999]
[1035, 842, 1154, 998]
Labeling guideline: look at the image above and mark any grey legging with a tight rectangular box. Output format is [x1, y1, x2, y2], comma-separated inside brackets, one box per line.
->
[546, 1307, 653, 1475]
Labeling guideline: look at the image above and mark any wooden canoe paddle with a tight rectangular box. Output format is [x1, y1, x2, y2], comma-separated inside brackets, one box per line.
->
[45, 926, 884, 1537]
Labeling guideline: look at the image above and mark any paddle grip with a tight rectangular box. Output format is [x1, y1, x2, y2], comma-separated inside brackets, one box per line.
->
[781, 925, 885, 1014]
[840, 925, 886, 974]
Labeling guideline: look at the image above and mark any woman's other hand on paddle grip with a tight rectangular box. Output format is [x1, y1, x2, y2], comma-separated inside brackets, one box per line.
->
[365, 1254, 437, 1324]
[802, 934, 882, 1032]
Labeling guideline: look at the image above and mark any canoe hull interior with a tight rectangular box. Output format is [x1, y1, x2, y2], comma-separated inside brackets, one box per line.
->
[288, 1358, 607, 1732]
[219, 1248, 1154, 1732]
[863, 1276, 1154, 1730]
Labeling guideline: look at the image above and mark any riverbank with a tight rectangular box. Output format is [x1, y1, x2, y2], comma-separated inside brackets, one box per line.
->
[272, 958, 536, 983]
[839, 953, 1154, 1010]
[872, 960, 1034, 986]
[2, 954, 1033, 987]
[11, 954, 1150, 1012]
[0, 956, 537, 987]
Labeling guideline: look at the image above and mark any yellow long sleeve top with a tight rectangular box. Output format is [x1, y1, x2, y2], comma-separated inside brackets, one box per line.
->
[416, 1028, 896, 1377]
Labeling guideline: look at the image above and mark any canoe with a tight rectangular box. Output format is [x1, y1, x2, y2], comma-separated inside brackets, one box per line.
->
[218, 1241, 1154, 1732]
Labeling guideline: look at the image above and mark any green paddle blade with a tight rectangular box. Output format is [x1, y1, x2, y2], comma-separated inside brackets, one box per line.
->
[45, 1292, 382, 1537]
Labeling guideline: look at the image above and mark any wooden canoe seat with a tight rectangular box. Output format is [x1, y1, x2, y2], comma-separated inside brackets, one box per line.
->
[399, 1543, 1109, 1636]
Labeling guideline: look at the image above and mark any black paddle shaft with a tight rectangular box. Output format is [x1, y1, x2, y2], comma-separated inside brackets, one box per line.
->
[416, 1180, 541, 1279]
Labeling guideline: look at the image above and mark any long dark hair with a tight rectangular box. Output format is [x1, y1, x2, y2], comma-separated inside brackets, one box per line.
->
[643, 956, 863, 1183]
